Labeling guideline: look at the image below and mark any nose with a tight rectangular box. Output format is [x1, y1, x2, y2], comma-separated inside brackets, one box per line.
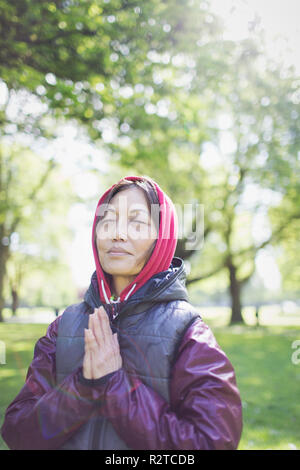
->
[112, 217, 128, 241]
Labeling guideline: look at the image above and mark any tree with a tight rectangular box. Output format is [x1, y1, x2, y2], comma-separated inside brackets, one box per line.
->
[1, 1, 299, 324]
[0, 142, 75, 321]
[112, 29, 300, 324]
[0, 0, 224, 320]
[183, 42, 300, 323]
[0, 0, 216, 134]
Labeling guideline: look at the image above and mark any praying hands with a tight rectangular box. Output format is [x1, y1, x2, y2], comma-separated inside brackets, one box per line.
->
[83, 306, 122, 380]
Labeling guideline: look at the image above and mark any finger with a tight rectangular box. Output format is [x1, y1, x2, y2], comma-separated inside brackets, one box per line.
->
[84, 328, 92, 349]
[88, 312, 96, 338]
[91, 310, 105, 347]
[113, 332, 120, 357]
[86, 329, 99, 379]
[84, 350, 93, 379]
[83, 330, 93, 379]
[97, 306, 113, 343]
[89, 312, 103, 346]
[113, 333, 122, 368]
[87, 327, 107, 379]
[88, 313, 93, 332]
[86, 327, 98, 349]
[113, 333, 120, 351]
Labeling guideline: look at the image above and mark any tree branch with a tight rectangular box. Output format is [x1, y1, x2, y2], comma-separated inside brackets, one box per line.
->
[22, 28, 97, 46]
[10, 158, 56, 234]
[186, 260, 225, 286]
[232, 211, 300, 260]
[175, 223, 211, 260]
[239, 264, 256, 286]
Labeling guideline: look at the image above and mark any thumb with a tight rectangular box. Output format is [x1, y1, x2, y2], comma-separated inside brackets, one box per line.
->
[113, 332, 119, 347]
[113, 333, 122, 367]
[113, 333, 121, 354]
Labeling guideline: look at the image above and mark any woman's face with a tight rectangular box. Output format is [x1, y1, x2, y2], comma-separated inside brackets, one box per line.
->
[96, 186, 159, 279]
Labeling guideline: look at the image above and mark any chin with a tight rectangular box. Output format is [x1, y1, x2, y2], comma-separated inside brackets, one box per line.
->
[102, 259, 134, 273]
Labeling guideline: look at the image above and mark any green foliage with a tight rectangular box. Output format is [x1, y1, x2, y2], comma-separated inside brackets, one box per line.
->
[275, 218, 300, 293]
[0, 142, 77, 308]
[0, 0, 218, 128]
[1, 0, 300, 318]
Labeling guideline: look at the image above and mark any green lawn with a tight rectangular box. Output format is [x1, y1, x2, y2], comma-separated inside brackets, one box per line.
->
[213, 325, 300, 450]
[0, 322, 300, 450]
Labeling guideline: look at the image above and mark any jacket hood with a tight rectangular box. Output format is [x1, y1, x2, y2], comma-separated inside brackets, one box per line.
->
[84, 256, 189, 317]
[91, 175, 178, 306]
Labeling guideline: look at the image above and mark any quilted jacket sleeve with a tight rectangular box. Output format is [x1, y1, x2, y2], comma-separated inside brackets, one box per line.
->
[99, 317, 243, 450]
[0, 317, 107, 450]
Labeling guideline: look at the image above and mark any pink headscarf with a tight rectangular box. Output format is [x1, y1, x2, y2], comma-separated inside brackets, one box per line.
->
[91, 176, 178, 304]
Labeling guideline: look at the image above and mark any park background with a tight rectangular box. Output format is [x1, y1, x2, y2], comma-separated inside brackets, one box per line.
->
[0, 0, 300, 450]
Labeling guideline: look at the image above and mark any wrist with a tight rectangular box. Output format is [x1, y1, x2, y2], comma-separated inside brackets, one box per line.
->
[79, 367, 118, 388]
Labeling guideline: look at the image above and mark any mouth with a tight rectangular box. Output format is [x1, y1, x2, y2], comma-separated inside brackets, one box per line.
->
[108, 247, 131, 256]
[108, 251, 130, 256]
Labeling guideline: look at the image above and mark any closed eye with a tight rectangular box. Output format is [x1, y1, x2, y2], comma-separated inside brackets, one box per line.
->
[102, 219, 147, 224]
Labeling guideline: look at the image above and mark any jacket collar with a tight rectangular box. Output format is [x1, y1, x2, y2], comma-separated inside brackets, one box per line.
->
[84, 257, 189, 316]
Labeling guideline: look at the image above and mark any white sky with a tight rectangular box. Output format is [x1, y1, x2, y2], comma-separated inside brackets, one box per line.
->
[210, 0, 300, 72]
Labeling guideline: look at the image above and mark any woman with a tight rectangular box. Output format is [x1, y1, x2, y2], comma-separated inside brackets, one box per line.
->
[1, 175, 243, 450]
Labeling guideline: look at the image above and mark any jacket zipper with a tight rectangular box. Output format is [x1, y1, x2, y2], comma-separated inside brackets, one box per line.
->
[111, 266, 183, 323]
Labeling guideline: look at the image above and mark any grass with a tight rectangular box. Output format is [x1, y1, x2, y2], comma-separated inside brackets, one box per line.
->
[213, 324, 300, 450]
[0, 323, 48, 450]
[0, 321, 300, 450]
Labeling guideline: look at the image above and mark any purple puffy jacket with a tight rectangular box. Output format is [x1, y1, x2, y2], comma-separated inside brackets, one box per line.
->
[1, 319, 242, 449]
[1, 260, 242, 450]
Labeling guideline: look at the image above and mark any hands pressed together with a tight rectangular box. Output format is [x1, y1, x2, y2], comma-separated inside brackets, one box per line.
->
[83, 306, 122, 380]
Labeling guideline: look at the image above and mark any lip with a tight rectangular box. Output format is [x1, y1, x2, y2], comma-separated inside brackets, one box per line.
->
[108, 247, 131, 255]
[108, 251, 129, 256]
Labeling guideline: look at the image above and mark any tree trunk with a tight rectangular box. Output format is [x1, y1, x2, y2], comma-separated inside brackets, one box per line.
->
[11, 287, 18, 315]
[228, 262, 244, 324]
[0, 297, 4, 323]
[0, 240, 9, 323]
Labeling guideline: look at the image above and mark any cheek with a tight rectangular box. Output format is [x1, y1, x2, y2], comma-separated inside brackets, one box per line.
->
[96, 237, 106, 257]
[134, 239, 156, 261]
